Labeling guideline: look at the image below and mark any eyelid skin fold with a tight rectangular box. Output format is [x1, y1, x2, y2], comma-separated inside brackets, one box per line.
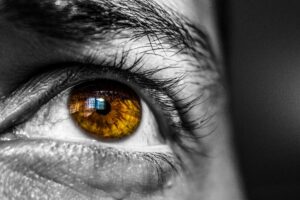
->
[0, 139, 181, 199]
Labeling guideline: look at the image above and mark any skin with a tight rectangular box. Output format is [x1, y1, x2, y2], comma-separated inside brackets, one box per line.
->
[0, 0, 245, 199]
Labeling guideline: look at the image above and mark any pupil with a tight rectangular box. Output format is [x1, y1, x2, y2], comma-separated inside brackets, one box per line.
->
[95, 98, 111, 115]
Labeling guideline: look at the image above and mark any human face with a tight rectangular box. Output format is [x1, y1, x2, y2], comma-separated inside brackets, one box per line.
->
[0, 0, 244, 199]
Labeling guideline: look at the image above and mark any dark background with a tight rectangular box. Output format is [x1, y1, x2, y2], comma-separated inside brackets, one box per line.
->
[225, 0, 300, 199]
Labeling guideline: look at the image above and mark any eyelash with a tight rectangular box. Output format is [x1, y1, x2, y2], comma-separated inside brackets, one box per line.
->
[0, 53, 203, 153]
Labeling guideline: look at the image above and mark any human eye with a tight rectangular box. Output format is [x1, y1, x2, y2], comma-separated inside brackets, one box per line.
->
[0, 53, 209, 198]
[2, 55, 190, 148]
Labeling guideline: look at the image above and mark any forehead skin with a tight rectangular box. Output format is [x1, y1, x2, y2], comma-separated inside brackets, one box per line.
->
[162, 0, 219, 52]
[0, 0, 244, 200]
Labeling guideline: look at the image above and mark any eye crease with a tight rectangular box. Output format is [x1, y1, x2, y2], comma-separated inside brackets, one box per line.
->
[69, 79, 142, 140]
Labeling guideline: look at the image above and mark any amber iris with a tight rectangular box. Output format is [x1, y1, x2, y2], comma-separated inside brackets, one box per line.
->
[69, 80, 142, 140]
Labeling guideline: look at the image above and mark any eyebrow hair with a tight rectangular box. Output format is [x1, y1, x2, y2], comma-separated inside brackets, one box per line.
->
[1, 0, 215, 68]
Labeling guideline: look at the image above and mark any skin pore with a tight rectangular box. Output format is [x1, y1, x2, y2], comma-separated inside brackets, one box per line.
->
[0, 0, 245, 199]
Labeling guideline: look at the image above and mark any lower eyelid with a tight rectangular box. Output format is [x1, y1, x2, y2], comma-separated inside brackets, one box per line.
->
[0, 139, 180, 196]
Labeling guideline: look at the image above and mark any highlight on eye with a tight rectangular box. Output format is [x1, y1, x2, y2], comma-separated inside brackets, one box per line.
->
[68, 79, 142, 140]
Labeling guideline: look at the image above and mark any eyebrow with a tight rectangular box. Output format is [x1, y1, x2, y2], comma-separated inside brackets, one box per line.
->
[1, 0, 215, 64]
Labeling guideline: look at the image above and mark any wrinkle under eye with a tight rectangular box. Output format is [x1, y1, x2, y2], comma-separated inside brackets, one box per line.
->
[69, 79, 142, 140]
